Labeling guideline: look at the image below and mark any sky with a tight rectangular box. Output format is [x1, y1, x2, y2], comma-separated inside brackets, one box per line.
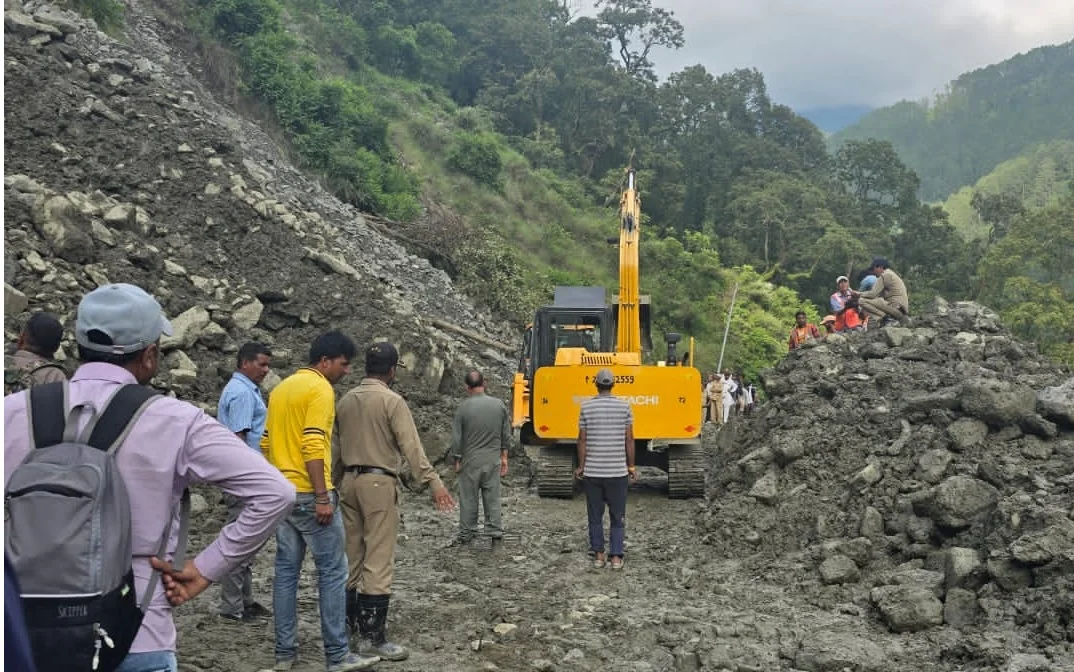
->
[586, 0, 1074, 111]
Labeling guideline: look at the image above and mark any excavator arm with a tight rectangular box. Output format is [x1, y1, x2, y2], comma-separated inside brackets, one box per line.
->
[616, 167, 642, 355]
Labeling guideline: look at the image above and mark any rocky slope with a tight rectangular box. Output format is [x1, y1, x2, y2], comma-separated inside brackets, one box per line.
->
[3, 0, 520, 469]
[703, 299, 1074, 669]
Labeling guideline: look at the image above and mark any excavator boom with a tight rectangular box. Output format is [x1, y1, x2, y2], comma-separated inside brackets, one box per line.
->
[616, 168, 642, 355]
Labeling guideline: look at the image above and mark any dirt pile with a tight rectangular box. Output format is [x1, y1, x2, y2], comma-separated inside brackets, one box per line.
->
[703, 298, 1074, 666]
[3, 0, 523, 472]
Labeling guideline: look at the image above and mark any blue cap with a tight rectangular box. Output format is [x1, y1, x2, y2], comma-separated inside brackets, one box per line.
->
[75, 283, 173, 354]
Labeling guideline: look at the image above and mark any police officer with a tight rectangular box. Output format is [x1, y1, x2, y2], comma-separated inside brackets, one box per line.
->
[333, 342, 456, 661]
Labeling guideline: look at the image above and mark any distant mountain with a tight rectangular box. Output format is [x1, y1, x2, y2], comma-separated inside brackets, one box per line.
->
[830, 40, 1074, 201]
[943, 139, 1074, 240]
[796, 104, 873, 133]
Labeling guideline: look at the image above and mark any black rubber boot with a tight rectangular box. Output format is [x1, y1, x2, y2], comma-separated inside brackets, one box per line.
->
[345, 589, 361, 637]
[357, 594, 409, 661]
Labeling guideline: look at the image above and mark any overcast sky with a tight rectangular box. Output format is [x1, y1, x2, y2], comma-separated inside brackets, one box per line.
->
[592, 0, 1074, 110]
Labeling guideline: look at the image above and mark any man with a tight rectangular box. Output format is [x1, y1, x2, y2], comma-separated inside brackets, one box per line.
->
[449, 370, 511, 547]
[574, 368, 635, 571]
[5, 312, 67, 393]
[830, 276, 864, 332]
[721, 369, 738, 424]
[334, 341, 456, 662]
[4, 283, 295, 672]
[703, 373, 723, 425]
[788, 311, 820, 350]
[215, 342, 273, 623]
[853, 257, 909, 326]
[261, 331, 377, 672]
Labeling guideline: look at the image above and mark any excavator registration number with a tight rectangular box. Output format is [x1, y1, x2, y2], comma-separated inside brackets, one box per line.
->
[584, 375, 635, 384]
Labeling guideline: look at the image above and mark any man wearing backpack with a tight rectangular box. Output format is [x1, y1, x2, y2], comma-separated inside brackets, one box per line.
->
[4, 283, 296, 672]
[5, 312, 67, 394]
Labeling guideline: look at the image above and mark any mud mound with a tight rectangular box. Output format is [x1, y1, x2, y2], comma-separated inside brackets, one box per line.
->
[701, 298, 1074, 651]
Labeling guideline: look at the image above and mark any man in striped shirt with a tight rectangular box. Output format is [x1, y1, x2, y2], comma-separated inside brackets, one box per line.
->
[574, 368, 636, 570]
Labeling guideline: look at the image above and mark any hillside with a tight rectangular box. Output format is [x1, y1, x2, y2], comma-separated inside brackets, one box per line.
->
[831, 40, 1074, 202]
[796, 104, 873, 134]
[943, 140, 1074, 240]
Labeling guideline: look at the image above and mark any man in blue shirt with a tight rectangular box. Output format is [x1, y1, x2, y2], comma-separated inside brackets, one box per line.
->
[216, 341, 273, 622]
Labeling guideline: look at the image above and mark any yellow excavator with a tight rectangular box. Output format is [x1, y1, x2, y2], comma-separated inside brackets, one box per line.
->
[511, 165, 705, 498]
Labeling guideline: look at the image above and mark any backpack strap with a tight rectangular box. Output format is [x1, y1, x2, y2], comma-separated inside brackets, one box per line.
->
[80, 384, 161, 453]
[27, 380, 70, 449]
[141, 488, 191, 612]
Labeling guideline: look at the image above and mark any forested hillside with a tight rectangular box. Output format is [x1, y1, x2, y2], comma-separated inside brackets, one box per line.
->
[70, 0, 1073, 369]
[831, 40, 1074, 202]
[943, 140, 1074, 240]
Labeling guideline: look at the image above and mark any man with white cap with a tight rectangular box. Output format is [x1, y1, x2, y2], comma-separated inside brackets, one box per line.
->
[574, 368, 635, 570]
[4, 283, 296, 672]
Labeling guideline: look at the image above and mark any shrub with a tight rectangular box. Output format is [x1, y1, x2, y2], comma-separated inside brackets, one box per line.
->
[65, 0, 124, 33]
[447, 132, 503, 189]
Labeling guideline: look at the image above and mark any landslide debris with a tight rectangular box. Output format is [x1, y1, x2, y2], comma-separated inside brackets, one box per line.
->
[703, 298, 1074, 667]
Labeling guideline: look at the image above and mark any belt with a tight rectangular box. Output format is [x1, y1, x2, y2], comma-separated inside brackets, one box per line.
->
[346, 465, 396, 478]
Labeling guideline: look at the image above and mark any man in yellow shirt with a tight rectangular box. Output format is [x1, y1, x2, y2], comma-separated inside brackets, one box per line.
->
[261, 330, 377, 672]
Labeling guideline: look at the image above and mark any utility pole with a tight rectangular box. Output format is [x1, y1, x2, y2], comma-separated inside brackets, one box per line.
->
[716, 283, 739, 373]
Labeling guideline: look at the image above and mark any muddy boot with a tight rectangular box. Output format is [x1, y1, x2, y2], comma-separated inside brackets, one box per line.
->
[357, 594, 409, 661]
[346, 589, 361, 643]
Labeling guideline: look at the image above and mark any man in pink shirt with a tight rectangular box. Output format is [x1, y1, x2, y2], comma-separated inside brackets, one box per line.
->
[4, 283, 296, 672]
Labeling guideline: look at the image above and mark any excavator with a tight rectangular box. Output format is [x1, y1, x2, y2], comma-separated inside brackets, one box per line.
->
[511, 165, 705, 499]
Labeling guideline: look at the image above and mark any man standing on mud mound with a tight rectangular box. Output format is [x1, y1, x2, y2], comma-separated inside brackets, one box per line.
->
[333, 341, 456, 662]
[574, 368, 636, 571]
[449, 370, 511, 548]
[853, 257, 910, 326]
[261, 331, 378, 672]
[215, 341, 274, 623]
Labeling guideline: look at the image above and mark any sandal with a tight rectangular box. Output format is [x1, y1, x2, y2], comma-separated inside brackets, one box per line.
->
[592, 552, 606, 569]
[609, 556, 624, 570]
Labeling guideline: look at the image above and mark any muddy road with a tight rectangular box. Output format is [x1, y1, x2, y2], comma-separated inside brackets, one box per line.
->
[174, 438, 977, 672]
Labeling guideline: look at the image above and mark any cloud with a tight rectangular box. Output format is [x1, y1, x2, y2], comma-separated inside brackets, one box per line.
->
[605, 0, 1074, 109]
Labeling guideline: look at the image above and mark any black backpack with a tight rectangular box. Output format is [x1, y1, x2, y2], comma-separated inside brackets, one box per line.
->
[5, 382, 191, 672]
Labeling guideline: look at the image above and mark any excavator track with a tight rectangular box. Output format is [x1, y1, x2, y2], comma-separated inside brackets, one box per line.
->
[667, 443, 707, 499]
[537, 444, 576, 499]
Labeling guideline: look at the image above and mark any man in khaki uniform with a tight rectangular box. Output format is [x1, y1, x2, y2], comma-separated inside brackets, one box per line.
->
[854, 257, 909, 325]
[704, 373, 722, 425]
[333, 342, 456, 662]
[5, 313, 67, 393]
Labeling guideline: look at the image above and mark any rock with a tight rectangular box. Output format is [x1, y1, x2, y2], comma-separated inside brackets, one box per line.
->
[232, 298, 264, 331]
[31, 6, 82, 34]
[915, 449, 952, 484]
[915, 475, 999, 530]
[960, 378, 1036, 426]
[530, 660, 554, 672]
[4, 11, 62, 37]
[943, 588, 978, 627]
[945, 547, 985, 590]
[870, 584, 944, 632]
[1009, 519, 1074, 565]
[24, 250, 48, 273]
[818, 555, 860, 585]
[1006, 653, 1053, 672]
[164, 260, 188, 276]
[848, 463, 882, 490]
[197, 322, 229, 350]
[1036, 378, 1074, 426]
[1020, 414, 1057, 438]
[945, 417, 988, 451]
[794, 631, 885, 672]
[160, 306, 211, 352]
[260, 370, 282, 394]
[889, 568, 945, 598]
[304, 247, 361, 279]
[492, 623, 517, 636]
[32, 194, 96, 263]
[986, 556, 1033, 591]
[748, 469, 779, 505]
[189, 492, 210, 515]
[860, 506, 884, 538]
[165, 350, 199, 374]
[89, 221, 117, 247]
[205, 183, 222, 195]
[103, 204, 135, 227]
[4, 284, 29, 316]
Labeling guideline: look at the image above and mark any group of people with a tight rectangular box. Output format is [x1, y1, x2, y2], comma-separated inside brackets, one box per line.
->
[703, 370, 755, 425]
[789, 257, 911, 351]
[3, 282, 518, 672]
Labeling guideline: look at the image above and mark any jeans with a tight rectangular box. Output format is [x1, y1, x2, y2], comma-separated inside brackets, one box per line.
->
[273, 491, 350, 665]
[218, 493, 255, 617]
[584, 476, 628, 557]
[116, 651, 177, 672]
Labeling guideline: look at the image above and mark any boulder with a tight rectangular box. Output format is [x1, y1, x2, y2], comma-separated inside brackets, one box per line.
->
[4, 284, 29, 316]
[31, 194, 96, 264]
[914, 475, 999, 530]
[818, 555, 860, 585]
[944, 547, 985, 590]
[943, 588, 978, 628]
[160, 306, 211, 352]
[960, 378, 1036, 426]
[1009, 519, 1074, 565]
[1036, 378, 1074, 426]
[794, 631, 885, 672]
[946, 417, 988, 451]
[232, 298, 264, 331]
[870, 585, 943, 632]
